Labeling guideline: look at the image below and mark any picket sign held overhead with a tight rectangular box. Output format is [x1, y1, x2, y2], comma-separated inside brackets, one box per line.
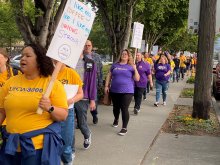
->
[130, 22, 144, 49]
[130, 22, 144, 62]
[37, 0, 96, 114]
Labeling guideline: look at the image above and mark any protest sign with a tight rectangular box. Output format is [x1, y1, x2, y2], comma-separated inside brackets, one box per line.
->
[37, 0, 95, 114]
[47, 0, 96, 68]
[152, 45, 159, 55]
[130, 22, 144, 49]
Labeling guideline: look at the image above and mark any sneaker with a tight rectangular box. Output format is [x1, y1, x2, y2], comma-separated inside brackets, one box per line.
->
[84, 133, 91, 149]
[143, 96, 146, 100]
[154, 102, 159, 107]
[134, 108, 138, 115]
[93, 115, 98, 124]
[64, 153, 75, 165]
[112, 120, 118, 127]
[163, 102, 166, 106]
[118, 128, 127, 136]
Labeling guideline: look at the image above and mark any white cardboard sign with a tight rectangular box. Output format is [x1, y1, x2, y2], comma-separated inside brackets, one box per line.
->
[130, 22, 144, 49]
[47, 0, 96, 68]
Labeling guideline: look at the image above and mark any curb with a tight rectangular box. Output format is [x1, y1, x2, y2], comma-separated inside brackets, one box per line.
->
[211, 96, 220, 124]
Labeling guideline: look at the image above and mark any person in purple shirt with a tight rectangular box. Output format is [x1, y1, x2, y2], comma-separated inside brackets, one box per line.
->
[134, 52, 153, 115]
[154, 55, 171, 107]
[75, 54, 97, 150]
[104, 49, 140, 136]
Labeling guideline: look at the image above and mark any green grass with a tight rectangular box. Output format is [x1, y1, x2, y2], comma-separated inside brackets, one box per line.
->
[181, 88, 194, 97]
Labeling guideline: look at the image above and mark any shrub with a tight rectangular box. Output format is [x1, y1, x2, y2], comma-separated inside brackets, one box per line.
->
[186, 76, 195, 84]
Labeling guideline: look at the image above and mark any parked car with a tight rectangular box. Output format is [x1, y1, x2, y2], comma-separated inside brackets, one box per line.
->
[213, 59, 220, 99]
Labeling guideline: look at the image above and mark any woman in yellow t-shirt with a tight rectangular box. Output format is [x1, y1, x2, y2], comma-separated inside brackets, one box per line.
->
[0, 44, 68, 165]
[56, 63, 83, 164]
[0, 48, 21, 88]
[0, 48, 21, 126]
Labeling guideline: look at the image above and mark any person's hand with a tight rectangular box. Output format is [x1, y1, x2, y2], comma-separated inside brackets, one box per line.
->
[89, 100, 96, 111]
[132, 64, 137, 70]
[67, 98, 73, 106]
[104, 86, 109, 94]
[39, 95, 51, 112]
[150, 82, 153, 89]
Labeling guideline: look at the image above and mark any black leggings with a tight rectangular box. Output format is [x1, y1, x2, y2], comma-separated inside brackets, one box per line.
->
[110, 92, 133, 129]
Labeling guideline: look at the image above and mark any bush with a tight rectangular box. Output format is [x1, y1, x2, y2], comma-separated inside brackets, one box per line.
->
[181, 88, 194, 97]
[186, 76, 195, 84]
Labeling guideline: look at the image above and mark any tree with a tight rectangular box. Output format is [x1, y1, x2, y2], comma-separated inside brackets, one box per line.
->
[0, 1, 22, 48]
[88, 0, 138, 61]
[9, 0, 67, 48]
[192, 0, 217, 119]
[134, 0, 189, 52]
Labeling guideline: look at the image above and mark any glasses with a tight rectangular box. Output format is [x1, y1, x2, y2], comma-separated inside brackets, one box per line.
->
[85, 45, 91, 47]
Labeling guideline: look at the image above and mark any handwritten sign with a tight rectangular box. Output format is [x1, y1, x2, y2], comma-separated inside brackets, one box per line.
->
[47, 0, 96, 68]
[130, 22, 144, 49]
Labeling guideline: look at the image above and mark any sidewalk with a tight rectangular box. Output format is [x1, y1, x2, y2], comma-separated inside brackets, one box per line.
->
[73, 78, 220, 165]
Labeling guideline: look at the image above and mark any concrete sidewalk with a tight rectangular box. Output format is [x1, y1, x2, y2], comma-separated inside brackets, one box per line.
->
[73, 79, 220, 165]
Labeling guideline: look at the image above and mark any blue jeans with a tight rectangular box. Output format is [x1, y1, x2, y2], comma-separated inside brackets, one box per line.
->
[173, 68, 180, 82]
[156, 80, 168, 102]
[75, 100, 91, 139]
[61, 108, 75, 163]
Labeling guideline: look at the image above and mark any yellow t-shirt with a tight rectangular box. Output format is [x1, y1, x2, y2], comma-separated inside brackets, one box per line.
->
[180, 55, 186, 68]
[170, 60, 175, 71]
[144, 57, 153, 66]
[0, 67, 21, 87]
[0, 67, 21, 125]
[57, 66, 83, 86]
[0, 74, 68, 150]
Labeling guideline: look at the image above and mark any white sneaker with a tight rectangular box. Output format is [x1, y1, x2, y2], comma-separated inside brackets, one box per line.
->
[154, 102, 159, 107]
[163, 102, 166, 106]
[84, 133, 91, 149]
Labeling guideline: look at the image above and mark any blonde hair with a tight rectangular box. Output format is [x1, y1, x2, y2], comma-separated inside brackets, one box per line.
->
[0, 48, 11, 79]
[158, 55, 168, 64]
[117, 49, 134, 65]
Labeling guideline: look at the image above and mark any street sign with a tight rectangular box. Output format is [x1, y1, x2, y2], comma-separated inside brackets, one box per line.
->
[188, 0, 220, 34]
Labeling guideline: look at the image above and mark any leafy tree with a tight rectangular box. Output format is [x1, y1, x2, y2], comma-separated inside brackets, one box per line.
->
[134, 0, 189, 52]
[88, 0, 139, 60]
[0, 1, 21, 48]
[9, 0, 67, 48]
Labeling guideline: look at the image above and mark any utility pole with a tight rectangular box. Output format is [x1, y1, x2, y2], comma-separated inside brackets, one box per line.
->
[192, 0, 217, 119]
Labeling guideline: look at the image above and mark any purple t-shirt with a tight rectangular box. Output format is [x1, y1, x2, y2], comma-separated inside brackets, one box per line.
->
[135, 60, 151, 88]
[110, 63, 135, 93]
[154, 63, 171, 82]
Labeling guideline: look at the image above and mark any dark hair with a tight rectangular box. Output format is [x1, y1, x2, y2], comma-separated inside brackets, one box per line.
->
[22, 44, 54, 77]
[0, 48, 12, 79]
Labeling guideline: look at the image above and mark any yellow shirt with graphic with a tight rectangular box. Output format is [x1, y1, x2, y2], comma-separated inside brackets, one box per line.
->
[180, 55, 186, 68]
[57, 66, 83, 86]
[0, 74, 68, 150]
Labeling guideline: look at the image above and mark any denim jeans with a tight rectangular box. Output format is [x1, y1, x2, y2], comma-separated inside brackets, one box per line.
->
[134, 87, 145, 110]
[173, 68, 180, 82]
[75, 100, 91, 139]
[155, 80, 168, 102]
[1, 149, 43, 165]
[61, 108, 75, 163]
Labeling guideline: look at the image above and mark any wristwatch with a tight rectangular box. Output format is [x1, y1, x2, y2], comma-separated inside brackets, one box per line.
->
[48, 106, 54, 113]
